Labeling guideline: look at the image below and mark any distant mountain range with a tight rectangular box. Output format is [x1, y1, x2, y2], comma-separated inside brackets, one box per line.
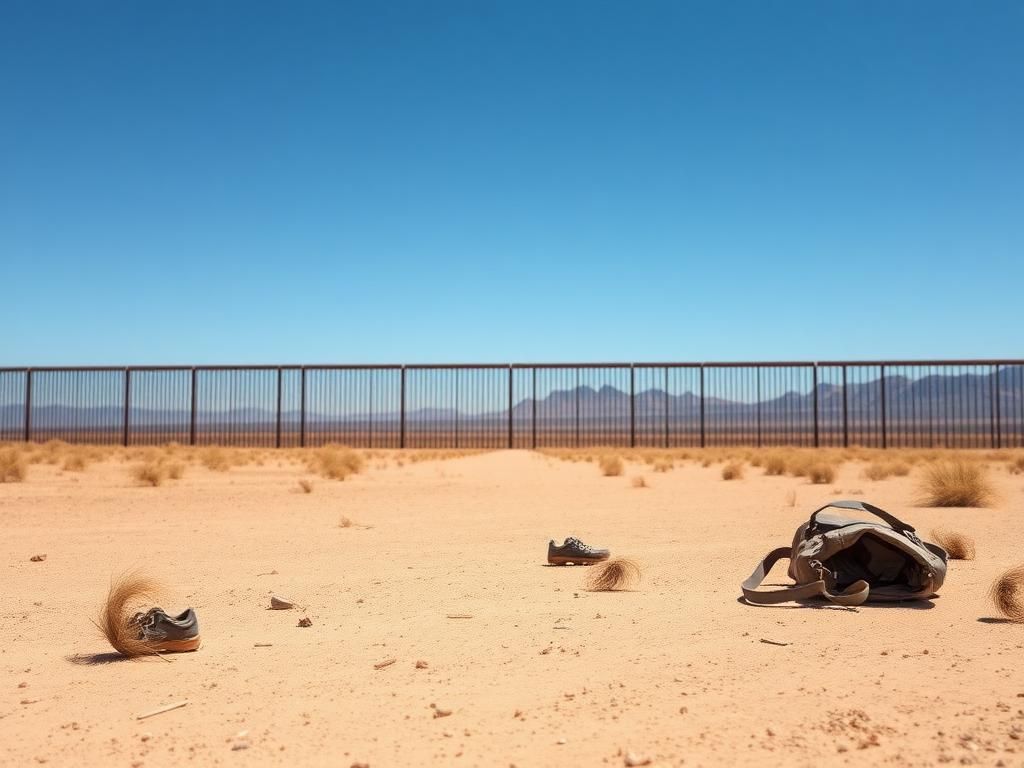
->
[2, 368, 1020, 427]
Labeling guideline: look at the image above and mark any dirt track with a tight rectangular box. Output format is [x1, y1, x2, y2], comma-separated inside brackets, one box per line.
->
[3, 450, 1024, 767]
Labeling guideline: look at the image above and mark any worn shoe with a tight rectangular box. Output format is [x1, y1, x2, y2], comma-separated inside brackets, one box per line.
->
[547, 537, 611, 565]
[132, 607, 201, 653]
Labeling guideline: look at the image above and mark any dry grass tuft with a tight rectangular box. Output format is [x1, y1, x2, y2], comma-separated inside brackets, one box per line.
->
[721, 461, 744, 481]
[807, 463, 836, 485]
[0, 447, 27, 483]
[585, 557, 642, 592]
[1009, 455, 1024, 475]
[298, 479, 314, 494]
[764, 453, 787, 476]
[918, 459, 995, 507]
[62, 449, 90, 472]
[166, 462, 185, 480]
[631, 475, 648, 489]
[599, 455, 624, 477]
[95, 571, 163, 657]
[989, 564, 1024, 623]
[315, 445, 364, 481]
[131, 461, 166, 487]
[653, 458, 673, 473]
[930, 528, 976, 560]
[201, 447, 232, 472]
[864, 461, 911, 481]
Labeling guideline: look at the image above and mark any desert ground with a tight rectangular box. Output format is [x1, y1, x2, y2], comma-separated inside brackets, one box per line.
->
[2, 444, 1024, 767]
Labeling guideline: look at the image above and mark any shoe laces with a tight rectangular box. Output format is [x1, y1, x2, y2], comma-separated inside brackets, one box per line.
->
[565, 536, 594, 553]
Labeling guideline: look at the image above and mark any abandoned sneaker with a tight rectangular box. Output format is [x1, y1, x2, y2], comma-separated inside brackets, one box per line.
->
[547, 537, 611, 565]
[132, 607, 201, 653]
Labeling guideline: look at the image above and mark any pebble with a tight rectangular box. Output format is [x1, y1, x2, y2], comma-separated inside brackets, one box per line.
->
[297, 617, 312, 628]
[624, 752, 652, 767]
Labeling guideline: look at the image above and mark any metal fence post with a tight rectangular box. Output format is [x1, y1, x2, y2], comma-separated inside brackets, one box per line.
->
[699, 365, 706, 448]
[629, 364, 636, 448]
[842, 365, 849, 448]
[189, 367, 197, 446]
[300, 367, 307, 448]
[24, 369, 32, 443]
[993, 364, 1001, 449]
[275, 367, 283, 449]
[575, 368, 580, 448]
[531, 367, 537, 449]
[399, 366, 406, 449]
[663, 367, 669, 449]
[880, 364, 887, 450]
[812, 363, 819, 448]
[122, 368, 131, 447]
[507, 365, 513, 449]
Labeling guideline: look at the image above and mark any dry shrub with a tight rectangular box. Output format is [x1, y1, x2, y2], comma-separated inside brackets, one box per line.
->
[784, 489, 796, 507]
[62, 449, 89, 472]
[631, 475, 648, 489]
[918, 460, 994, 507]
[865, 461, 911, 481]
[807, 463, 836, 485]
[339, 515, 354, 528]
[890, 462, 911, 477]
[95, 571, 163, 657]
[721, 462, 743, 481]
[929, 528, 976, 560]
[316, 445, 364, 480]
[653, 458, 673, 473]
[0, 447, 27, 483]
[764, 453, 787, 476]
[1009, 456, 1024, 475]
[989, 564, 1024, 623]
[131, 461, 166, 487]
[298, 479, 314, 493]
[166, 462, 185, 480]
[201, 447, 231, 472]
[585, 557, 641, 592]
[599, 455, 623, 477]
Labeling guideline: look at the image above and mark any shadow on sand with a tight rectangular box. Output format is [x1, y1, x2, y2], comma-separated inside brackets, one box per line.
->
[65, 652, 133, 666]
[976, 616, 1020, 624]
[735, 594, 936, 610]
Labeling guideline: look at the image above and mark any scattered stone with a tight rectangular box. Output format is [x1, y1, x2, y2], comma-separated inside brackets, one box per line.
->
[18, 682, 27, 688]
[415, 660, 429, 669]
[351, 763, 370, 768]
[30, 554, 46, 562]
[624, 752, 652, 767]
[257, 570, 278, 576]
[230, 729, 251, 751]
[297, 617, 312, 628]
[556, 737, 567, 745]
[270, 595, 295, 610]
[430, 703, 452, 719]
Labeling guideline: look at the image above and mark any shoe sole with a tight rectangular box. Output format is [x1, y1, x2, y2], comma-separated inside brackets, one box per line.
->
[547, 556, 609, 566]
[149, 636, 202, 653]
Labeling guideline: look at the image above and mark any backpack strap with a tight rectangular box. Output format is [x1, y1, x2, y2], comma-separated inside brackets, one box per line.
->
[808, 499, 915, 533]
[741, 547, 870, 606]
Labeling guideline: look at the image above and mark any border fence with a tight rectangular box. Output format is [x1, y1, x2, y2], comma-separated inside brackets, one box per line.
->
[1, 361, 1022, 450]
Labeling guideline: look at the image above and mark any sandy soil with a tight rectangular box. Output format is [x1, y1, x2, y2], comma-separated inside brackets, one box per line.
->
[3, 450, 1024, 767]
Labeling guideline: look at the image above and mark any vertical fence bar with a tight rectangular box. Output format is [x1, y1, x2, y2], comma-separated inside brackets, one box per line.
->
[189, 367, 197, 446]
[842, 365, 849, 448]
[756, 367, 762, 448]
[299, 367, 307, 448]
[994, 364, 1001, 449]
[275, 367, 283, 449]
[575, 368, 580, 448]
[880, 364, 887, 450]
[990, 364, 998, 449]
[531, 367, 537, 449]
[507, 366, 513, 449]
[699, 365, 706, 448]
[122, 368, 131, 447]
[24, 369, 33, 442]
[663, 367, 669, 449]
[399, 366, 406, 449]
[629, 364, 636, 448]
[812, 363, 819, 448]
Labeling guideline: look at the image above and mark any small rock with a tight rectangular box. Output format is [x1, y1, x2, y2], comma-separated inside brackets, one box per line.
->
[18, 682, 27, 689]
[431, 703, 452, 719]
[30, 554, 47, 562]
[415, 660, 429, 669]
[297, 617, 312, 628]
[556, 737, 567, 745]
[350, 763, 370, 768]
[270, 595, 295, 610]
[624, 752, 652, 767]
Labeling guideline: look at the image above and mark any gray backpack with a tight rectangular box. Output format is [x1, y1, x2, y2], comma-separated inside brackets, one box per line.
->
[742, 500, 948, 606]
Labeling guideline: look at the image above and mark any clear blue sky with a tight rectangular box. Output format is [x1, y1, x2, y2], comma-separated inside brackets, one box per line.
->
[2, 1, 1021, 365]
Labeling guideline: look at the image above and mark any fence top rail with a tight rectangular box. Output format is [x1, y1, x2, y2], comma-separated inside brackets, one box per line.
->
[1, 359, 1022, 374]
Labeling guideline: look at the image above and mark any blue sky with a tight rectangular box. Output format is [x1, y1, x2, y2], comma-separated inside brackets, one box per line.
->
[1, 1, 1021, 365]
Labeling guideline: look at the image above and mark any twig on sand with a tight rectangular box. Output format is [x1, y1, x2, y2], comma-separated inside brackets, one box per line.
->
[446, 614, 473, 619]
[136, 700, 188, 720]
[256, 570, 279, 577]
[759, 638, 790, 647]
[374, 657, 397, 670]
[254, 643, 273, 648]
